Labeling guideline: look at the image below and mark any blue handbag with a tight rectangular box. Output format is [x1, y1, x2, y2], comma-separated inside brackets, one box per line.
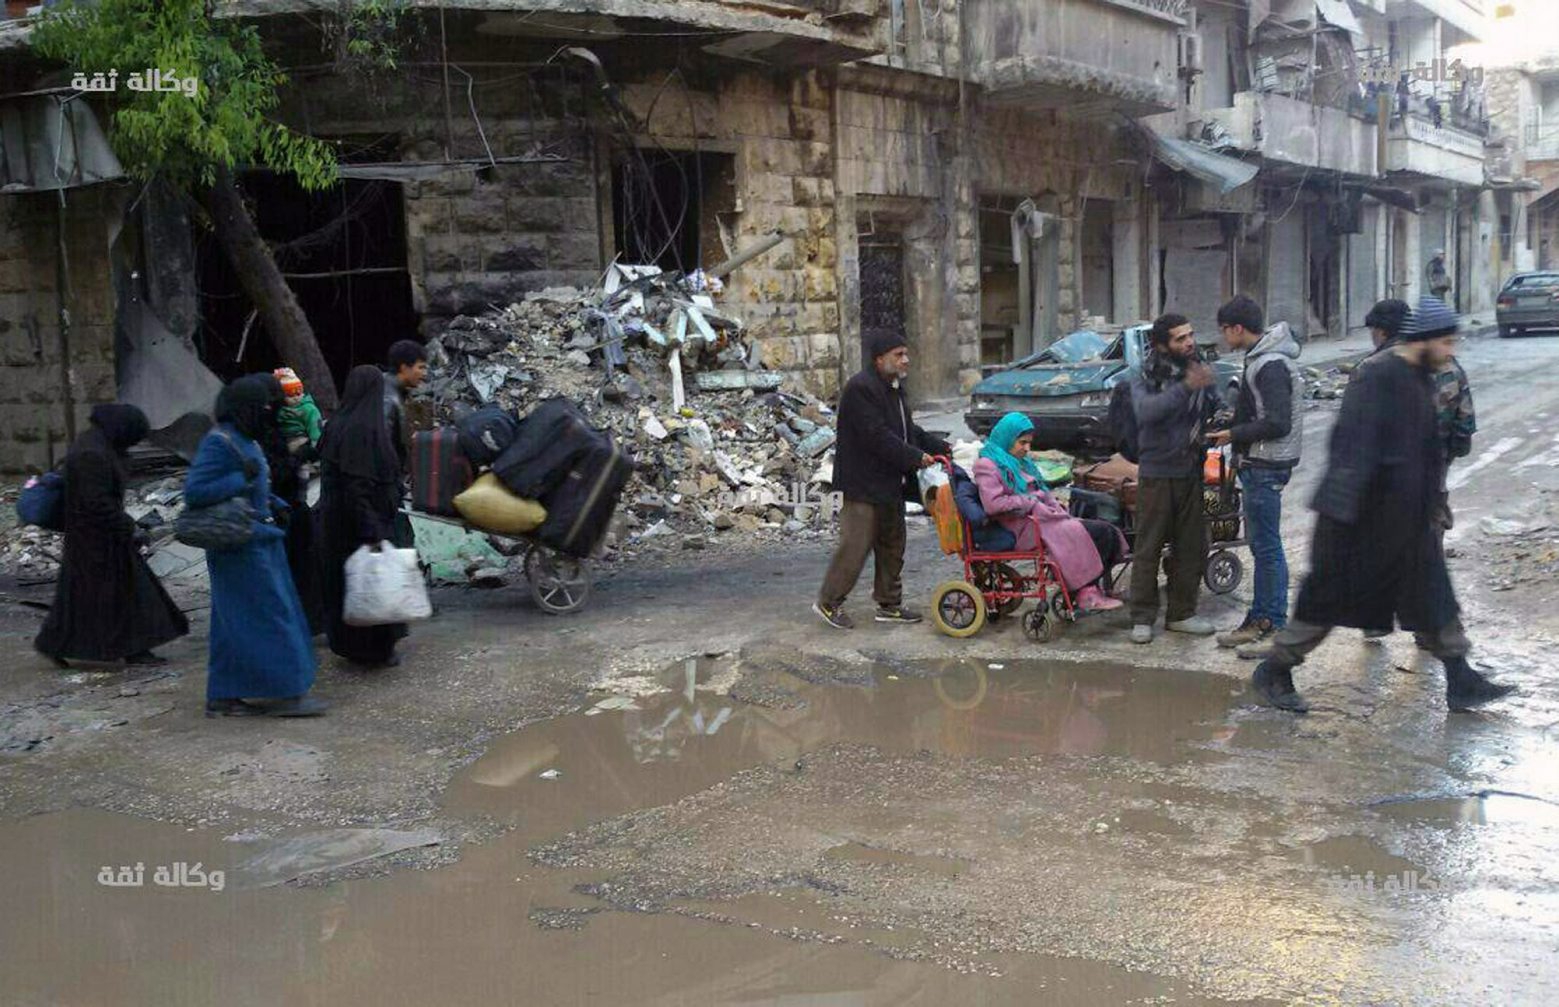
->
[174, 431, 257, 552]
[17, 471, 65, 531]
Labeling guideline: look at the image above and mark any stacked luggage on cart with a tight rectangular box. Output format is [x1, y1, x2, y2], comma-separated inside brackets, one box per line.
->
[410, 397, 634, 613]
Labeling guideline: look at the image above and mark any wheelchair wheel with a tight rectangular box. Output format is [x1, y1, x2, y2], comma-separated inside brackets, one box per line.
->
[972, 562, 1025, 619]
[1205, 550, 1242, 595]
[932, 580, 987, 638]
[1023, 607, 1061, 643]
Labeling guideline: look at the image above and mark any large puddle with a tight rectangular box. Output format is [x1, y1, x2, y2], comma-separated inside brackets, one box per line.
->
[3, 653, 1555, 1005]
[444, 655, 1245, 840]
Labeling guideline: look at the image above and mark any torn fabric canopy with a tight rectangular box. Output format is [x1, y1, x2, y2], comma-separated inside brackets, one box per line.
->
[1145, 132, 1258, 195]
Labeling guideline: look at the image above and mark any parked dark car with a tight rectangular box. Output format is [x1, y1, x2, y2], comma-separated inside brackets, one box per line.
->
[1496, 271, 1559, 337]
[965, 325, 1240, 457]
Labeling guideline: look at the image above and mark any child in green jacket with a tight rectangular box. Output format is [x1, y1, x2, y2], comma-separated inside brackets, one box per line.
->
[274, 367, 323, 453]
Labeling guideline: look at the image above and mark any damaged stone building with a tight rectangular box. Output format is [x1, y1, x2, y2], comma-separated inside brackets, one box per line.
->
[0, 0, 1510, 473]
[1144, 0, 1505, 340]
[0, 0, 1196, 472]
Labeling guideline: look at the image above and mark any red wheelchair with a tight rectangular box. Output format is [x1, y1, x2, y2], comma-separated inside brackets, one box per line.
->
[928, 457, 1119, 643]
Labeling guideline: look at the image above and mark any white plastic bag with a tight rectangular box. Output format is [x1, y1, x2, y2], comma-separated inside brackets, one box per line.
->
[917, 465, 949, 502]
[343, 542, 432, 626]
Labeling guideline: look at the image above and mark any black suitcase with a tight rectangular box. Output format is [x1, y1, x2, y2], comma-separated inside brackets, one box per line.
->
[537, 435, 634, 558]
[492, 397, 595, 500]
[456, 404, 521, 469]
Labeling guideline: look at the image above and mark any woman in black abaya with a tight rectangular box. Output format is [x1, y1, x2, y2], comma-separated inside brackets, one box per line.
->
[317, 365, 409, 667]
[35, 404, 189, 666]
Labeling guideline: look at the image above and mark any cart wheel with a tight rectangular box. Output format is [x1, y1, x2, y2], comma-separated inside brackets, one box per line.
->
[1205, 550, 1242, 595]
[525, 546, 592, 614]
[1023, 607, 1061, 643]
[972, 562, 1024, 619]
[931, 580, 986, 638]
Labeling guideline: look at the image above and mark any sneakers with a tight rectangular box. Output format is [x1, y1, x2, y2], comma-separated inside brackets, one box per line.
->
[1252, 661, 1310, 713]
[1075, 586, 1123, 612]
[813, 602, 854, 630]
[1217, 617, 1272, 650]
[1130, 624, 1154, 644]
[875, 604, 924, 624]
[1165, 616, 1217, 637]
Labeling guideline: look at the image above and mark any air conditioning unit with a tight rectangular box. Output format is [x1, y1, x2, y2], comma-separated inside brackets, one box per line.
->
[1178, 32, 1204, 79]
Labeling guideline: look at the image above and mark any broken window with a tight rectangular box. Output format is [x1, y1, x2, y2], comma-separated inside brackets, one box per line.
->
[195, 134, 416, 387]
[610, 150, 735, 273]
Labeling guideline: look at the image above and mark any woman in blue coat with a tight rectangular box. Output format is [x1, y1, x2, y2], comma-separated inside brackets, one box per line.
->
[184, 375, 326, 717]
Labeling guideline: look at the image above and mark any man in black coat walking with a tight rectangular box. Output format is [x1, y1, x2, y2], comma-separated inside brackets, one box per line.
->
[1251, 297, 1515, 714]
[815, 328, 950, 630]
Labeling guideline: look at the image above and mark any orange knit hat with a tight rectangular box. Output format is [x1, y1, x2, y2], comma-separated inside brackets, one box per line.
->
[273, 367, 304, 397]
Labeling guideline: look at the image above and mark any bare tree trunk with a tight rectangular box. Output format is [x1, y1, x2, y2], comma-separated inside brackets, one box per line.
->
[201, 164, 339, 410]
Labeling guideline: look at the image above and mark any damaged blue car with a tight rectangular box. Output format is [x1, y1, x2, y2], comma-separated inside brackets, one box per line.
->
[965, 325, 1240, 457]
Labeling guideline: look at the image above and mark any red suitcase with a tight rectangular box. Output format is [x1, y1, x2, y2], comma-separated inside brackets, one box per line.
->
[411, 428, 474, 517]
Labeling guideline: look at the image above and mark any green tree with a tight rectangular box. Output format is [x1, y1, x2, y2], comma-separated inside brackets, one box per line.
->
[33, 0, 343, 408]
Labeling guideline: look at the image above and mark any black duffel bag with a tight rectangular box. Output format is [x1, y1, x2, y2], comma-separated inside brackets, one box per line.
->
[492, 397, 597, 500]
[537, 434, 634, 558]
[455, 403, 521, 469]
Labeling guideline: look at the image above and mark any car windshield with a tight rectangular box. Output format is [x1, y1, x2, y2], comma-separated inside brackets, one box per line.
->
[1507, 274, 1559, 289]
[1026, 330, 1120, 367]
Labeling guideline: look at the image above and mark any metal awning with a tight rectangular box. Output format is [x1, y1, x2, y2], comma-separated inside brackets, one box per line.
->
[0, 95, 122, 193]
[1314, 0, 1363, 38]
[1345, 183, 1420, 213]
[1143, 131, 1259, 194]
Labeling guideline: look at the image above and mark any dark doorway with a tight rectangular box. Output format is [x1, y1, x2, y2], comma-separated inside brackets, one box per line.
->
[195, 135, 416, 390]
[1079, 198, 1115, 323]
[611, 149, 736, 273]
[858, 228, 907, 371]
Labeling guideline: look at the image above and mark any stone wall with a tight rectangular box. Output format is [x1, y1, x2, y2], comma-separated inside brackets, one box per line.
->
[0, 187, 119, 473]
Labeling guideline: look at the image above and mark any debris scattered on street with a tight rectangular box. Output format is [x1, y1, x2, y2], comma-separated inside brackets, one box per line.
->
[415, 264, 842, 556]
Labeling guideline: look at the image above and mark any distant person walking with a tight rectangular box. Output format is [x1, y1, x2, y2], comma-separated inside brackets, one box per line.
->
[1426, 249, 1451, 302]
[34, 404, 188, 667]
[319, 365, 410, 667]
[1128, 314, 1223, 644]
[1250, 298, 1514, 714]
[184, 375, 324, 717]
[814, 328, 950, 630]
[1211, 296, 1303, 659]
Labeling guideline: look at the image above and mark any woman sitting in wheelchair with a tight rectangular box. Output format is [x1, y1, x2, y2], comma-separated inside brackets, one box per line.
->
[973, 412, 1125, 613]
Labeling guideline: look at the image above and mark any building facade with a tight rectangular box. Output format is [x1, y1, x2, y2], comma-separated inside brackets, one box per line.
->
[0, 0, 1517, 472]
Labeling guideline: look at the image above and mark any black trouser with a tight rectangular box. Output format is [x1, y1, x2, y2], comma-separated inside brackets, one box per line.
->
[819, 499, 906, 609]
[1080, 518, 1121, 577]
[1272, 617, 1469, 667]
[1130, 476, 1206, 624]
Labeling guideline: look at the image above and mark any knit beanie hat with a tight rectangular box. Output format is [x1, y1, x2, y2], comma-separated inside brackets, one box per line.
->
[865, 328, 908, 361]
[1400, 296, 1459, 342]
[273, 367, 304, 397]
[1363, 299, 1409, 337]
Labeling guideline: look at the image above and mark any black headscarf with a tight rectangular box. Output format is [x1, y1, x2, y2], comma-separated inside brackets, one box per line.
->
[89, 403, 150, 454]
[216, 374, 282, 441]
[319, 364, 398, 483]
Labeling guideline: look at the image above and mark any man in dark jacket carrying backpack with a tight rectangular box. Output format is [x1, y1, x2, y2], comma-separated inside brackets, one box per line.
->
[815, 328, 950, 630]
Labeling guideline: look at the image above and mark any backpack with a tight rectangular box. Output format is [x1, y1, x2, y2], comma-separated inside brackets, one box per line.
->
[17, 470, 65, 531]
[1107, 381, 1140, 464]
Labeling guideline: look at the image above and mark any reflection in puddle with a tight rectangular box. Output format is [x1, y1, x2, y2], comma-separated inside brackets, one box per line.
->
[1375, 791, 1559, 828]
[445, 658, 1242, 837]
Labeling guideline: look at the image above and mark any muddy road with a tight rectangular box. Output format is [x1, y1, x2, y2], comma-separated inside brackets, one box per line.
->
[2, 328, 1557, 1005]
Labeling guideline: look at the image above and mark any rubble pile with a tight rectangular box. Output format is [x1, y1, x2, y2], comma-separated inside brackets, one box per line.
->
[417, 266, 840, 554]
[1302, 362, 1354, 400]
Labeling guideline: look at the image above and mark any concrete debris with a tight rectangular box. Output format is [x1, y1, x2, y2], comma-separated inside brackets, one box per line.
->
[417, 266, 840, 555]
[1302, 364, 1351, 400]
